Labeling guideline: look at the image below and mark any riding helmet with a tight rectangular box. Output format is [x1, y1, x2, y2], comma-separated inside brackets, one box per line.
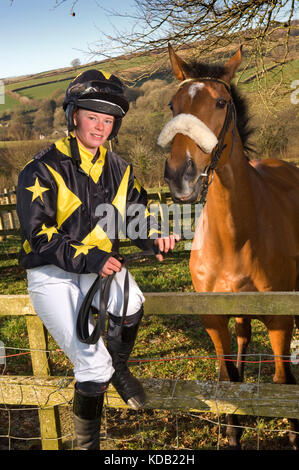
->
[63, 69, 129, 139]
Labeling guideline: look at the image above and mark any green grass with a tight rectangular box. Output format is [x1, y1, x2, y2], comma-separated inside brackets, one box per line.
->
[0, 93, 20, 112]
[0, 234, 299, 450]
[238, 58, 299, 94]
[4, 53, 156, 104]
[17, 81, 70, 100]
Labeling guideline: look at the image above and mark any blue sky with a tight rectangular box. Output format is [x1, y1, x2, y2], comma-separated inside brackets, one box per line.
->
[1, 1, 297, 80]
[0, 0, 136, 79]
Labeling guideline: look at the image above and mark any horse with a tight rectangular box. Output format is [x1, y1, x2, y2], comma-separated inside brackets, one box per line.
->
[158, 44, 299, 449]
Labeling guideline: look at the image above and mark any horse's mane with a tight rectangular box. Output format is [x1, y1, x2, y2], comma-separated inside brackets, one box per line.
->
[184, 60, 255, 158]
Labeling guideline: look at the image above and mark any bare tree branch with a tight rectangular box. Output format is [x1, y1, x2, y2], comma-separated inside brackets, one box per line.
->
[9, 0, 299, 107]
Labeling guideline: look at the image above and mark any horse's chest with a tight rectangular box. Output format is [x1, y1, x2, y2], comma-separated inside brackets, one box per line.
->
[189, 248, 256, 292]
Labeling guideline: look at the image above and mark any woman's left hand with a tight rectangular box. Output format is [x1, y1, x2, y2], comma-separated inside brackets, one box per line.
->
[154, 234, 180, 261]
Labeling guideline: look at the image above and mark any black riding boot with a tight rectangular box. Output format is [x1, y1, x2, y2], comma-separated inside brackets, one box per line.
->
[107, 307, 146, 410]
[73, 381, 107, 450]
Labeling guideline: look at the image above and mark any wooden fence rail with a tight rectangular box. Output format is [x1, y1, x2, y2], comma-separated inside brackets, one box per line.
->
[0, 292, 298, 450]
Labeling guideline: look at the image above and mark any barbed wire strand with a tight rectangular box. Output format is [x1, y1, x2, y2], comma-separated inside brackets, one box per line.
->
[1, 346, 298, 363]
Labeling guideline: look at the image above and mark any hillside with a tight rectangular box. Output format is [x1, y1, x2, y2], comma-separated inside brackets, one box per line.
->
[0, 31, 298, 188]
[1, 26, 299, 115]
[1, 52, 160, 113]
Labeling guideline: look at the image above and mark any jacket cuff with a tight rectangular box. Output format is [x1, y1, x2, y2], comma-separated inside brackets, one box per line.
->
[85, 249, 113, 274]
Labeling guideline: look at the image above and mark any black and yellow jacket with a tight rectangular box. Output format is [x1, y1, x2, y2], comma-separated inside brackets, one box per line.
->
[17, 135, 160, 274]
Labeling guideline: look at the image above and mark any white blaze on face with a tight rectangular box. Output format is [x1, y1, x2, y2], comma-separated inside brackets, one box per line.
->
[188, 82, 205, 100]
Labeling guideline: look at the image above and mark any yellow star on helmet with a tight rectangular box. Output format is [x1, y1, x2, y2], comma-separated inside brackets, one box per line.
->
[71, 244, 95, 258]
[37, 224, 58, 242]
[26, 177, 49, 203]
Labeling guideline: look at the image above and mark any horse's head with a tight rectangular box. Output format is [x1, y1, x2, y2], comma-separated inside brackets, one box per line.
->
[158, 44, 242, 204]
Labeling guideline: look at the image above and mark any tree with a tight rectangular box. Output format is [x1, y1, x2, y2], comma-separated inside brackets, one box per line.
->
[93, 1, 297, 55]
[33, 100, 56, 136]
[89, 0, 298, 110]
[71, 58, 81, 68]
[53, 107, 67, 131]
[8, 108, 32, 140]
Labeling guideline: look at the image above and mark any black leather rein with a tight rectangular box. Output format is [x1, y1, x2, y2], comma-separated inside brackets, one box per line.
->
[76, 247, 159, 345]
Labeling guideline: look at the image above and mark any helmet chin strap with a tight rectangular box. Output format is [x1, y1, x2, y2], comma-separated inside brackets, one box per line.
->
[69, 134, 82, 170]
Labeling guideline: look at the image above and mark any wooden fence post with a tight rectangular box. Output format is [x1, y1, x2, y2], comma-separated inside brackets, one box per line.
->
[4, 188, 15, 230]
[26, 316, 62, 450]
[0, 190, 4, 242]
[0, 215, 4, 242]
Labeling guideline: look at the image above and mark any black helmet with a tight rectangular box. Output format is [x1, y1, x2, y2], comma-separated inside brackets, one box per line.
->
[63, 69, 129, 139]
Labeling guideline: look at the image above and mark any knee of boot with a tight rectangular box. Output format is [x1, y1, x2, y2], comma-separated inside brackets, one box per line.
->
[75, 381, 109, 397]
[73, 381, 108, 420]
[108, 306, 143, 341]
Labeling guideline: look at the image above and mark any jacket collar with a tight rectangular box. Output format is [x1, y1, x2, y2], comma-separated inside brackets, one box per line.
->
[55, 134, 107, 184]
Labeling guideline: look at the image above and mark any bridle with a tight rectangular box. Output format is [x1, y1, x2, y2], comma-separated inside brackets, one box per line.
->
[177, 77, 237, 206]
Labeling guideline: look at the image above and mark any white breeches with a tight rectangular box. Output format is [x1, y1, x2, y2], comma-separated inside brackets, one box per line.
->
[26, 264, 145, 384]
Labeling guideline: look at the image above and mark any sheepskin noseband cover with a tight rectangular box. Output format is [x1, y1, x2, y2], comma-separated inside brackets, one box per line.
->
[157, 113, 218, 154]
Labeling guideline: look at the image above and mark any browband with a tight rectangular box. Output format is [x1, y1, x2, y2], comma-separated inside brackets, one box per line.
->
[178, 77, 231, 93]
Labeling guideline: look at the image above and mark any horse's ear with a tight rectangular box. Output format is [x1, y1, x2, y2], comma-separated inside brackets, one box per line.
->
[223, 46, 243, 83]
[168, 43, 189, 81]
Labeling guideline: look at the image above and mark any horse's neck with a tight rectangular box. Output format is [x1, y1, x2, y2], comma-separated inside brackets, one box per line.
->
[206, 132, 256, 241]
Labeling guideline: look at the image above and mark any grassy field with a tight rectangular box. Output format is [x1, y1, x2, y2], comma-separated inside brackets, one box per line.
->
[0, 52, 157, 113]
[0, 236, 299, 451]
[0, 35, 299, 451]
[1, 33, 298, 115]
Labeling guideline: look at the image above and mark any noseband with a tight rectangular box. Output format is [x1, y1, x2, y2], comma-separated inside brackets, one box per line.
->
[178, 77, 237, 205]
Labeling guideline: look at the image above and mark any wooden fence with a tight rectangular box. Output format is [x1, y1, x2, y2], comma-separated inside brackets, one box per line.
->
[1, 188, 299, 449]
[0, 187, 18, 242]
[0, 292, 298, 450]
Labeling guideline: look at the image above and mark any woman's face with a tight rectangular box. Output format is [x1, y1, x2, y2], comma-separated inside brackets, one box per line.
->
[73, 108, 115, 154]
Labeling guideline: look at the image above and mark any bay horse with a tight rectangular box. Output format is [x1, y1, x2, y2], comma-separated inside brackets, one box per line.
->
[158, 44, 299, 449]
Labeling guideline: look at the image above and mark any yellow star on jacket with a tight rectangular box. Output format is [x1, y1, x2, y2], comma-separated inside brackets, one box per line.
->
[71, 244, 95, 258]
[26, 177, 49, 202]
[17, 135, 161, 274]
[37, 224, 58, 242]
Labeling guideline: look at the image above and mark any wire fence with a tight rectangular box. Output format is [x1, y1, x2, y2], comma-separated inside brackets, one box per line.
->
[1, 341, 299, 451]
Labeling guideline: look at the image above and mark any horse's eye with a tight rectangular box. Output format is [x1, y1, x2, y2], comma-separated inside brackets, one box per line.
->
[216, 98, 227, 108]
[169, 101, 173, 112]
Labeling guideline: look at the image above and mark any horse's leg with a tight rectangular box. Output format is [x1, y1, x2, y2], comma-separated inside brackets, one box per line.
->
[235, 317, 252, 381]
[265, 315, 299, 450]
[200, 314, 242, 449]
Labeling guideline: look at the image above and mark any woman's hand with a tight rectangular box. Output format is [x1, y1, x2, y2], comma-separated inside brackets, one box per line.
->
[100, 256, 122, 277]
[154, 234, 180, 261]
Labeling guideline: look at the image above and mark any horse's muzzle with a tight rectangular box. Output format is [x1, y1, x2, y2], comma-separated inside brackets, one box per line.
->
[164, 159, 202, 203]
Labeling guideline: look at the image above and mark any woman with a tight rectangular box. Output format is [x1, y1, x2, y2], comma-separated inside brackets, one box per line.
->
[17, 69, 176, 450]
